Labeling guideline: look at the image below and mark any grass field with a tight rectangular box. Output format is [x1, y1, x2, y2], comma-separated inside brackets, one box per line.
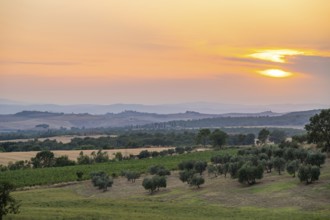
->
[0, 147, 173, 165]
[3, 150, 330, 220]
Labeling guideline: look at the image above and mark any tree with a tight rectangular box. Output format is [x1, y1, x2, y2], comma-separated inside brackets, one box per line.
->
[54, 155, 76, 167]
[305, 109, 330, 155]
[273, 157, 286, 175]
[210, 129, 228, 148]
[238, 164, 263, 185]
[148, 165, 170, 176]
[179, 170, 195, 183]
[178, 160, 195, 171]
[263, 159, 272, 173]
[90, 171, 113, 191]
[31, 150, 55, 168]
[194, 161, 207, 175]
[207, 165, 218, 177]
[114, 152, 123, 161]
[306, 152, 326, 167]
[175, 147, 185, 154]
[286, 160, 299, 177]
[298, 165, 320, 184]
[124, 171, 140, 183]
[138, 150, 150, 159]
[0, 181, 20, 220]
[189, 175, 205, 188]
[77, 151, 92, 164]
[142, 175, 167, 194]
[269, 129, 287, 144]
[258, 129, 270, 144]
[196, 129, 211, 147]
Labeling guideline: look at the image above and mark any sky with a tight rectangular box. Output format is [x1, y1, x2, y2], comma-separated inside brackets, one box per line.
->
[1, 0, 330, 105]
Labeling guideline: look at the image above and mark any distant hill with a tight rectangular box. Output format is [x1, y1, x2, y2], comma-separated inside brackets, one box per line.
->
[0, 109, 321, 132]
[141, 110, 322, 129]
[0, 100, 329, 114]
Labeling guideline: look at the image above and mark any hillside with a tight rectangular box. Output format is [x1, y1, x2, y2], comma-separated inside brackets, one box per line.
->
[0, 109, 322, 132]
[0, 110, 284, 132]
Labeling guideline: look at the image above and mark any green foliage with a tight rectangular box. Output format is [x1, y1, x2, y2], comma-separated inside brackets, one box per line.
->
[178, 160, 196, 171]
[196, 129, 211, 147]
[210, 129, 228, 148]
[238, 163, 263, 185]
[179, 170, 195, 183]
[123, 171, 141, 183]
[77, 151, 93, 164]
[138, 150, 151, 159]
[258, 128, 270, 144]
[142, 175, 166, 194]
[31, 150, 55, 168]
[298, 165, 320, 184]
[90, 171, 113, 191]
[175, 146, 185, 154]
[194, 161, 207, 175]
[77, 150, 109, 164]
[54, 155, 76, 167]
[306, 152, 326, 167]
[7, 160, 31, 170]
[148, 165, 170, 176]
[273, 157, 286, 175]
[76, 171, 83, 181]
[269, 130, 287, 144]
[1, 150, 231, 188]
[189, 175, 205, 188]
[305, 109, 330, 154]
[0, 181, 20, 219]
[286, 160, 299, 177]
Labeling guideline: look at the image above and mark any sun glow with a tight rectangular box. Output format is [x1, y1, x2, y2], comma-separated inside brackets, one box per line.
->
[258, 69, 293, 78]
[249, 49, 304, 63]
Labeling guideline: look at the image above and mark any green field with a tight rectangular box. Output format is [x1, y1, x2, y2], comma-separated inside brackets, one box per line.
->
[0, 149, 236, 188]
[3, 149, 330, 220]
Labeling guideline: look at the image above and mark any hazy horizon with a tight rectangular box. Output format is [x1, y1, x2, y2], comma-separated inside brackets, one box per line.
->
[1, 0, 330, 106]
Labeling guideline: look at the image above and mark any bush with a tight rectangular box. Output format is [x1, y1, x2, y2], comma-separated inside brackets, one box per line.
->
[76, 171, 83, 181]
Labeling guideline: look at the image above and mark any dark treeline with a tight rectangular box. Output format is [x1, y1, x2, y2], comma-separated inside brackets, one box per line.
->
[0, 131, 257, 152]
[141, 110, 320, 129]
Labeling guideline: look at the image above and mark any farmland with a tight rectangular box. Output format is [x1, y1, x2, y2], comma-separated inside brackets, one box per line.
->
[0, 147, 173, 165]
[5, 152, 330, 220]
[0, 150, 226, 188]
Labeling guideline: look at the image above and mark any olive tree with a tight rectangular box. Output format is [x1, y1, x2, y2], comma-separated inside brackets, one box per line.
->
[273, 157, 286, 175]
[90, 171, 113, 191]
[238, 164, 263, 185]
[286, 160, 299, 177]
[298, 165, 320, 184]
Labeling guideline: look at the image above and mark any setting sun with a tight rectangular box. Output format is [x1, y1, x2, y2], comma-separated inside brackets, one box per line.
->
[258, 69, 293, 78]
[249, 49, 304, 63]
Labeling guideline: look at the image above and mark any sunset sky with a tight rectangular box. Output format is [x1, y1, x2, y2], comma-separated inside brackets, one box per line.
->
[1, 0, 330, 106]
